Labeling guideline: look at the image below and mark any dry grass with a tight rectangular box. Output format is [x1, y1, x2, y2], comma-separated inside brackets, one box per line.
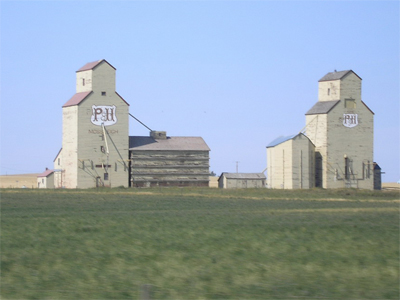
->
[382, 182, 400, 190]
[0, 173, 39, 189]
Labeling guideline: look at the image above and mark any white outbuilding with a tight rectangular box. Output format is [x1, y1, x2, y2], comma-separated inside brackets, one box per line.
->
[37, 168, 54, 189]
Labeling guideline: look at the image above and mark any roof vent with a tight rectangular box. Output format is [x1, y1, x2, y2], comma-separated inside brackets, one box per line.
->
[150, 131, 167, 140]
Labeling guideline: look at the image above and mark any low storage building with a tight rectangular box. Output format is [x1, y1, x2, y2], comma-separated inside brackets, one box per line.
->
[218, 173, 266, 189]
[129, 131, 210, 187]
[373, 163, 382, 190]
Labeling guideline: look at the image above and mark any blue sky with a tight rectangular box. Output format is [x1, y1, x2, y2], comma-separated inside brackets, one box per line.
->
[1, 1, 399, 182]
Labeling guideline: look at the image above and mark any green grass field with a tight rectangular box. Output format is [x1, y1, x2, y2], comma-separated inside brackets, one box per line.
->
[1, 188, 399, 299]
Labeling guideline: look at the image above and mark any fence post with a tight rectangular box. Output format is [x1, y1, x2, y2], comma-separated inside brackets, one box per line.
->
[140, 284, 152, 300]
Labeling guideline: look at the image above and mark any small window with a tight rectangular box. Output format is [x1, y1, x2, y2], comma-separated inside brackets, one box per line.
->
[58, 158, 60, 165]
[104, 173, 109, 181]
[82, 78, 85, 86]
[345, 99, 356, 109]
[327, 88, 330, 95]
[101, 146, 105, 153]
[42, 179, 44, 184]
[101, 91, 106, 96]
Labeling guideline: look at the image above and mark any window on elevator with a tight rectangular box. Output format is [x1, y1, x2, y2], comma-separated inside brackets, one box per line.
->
[345, 99, 356, 109]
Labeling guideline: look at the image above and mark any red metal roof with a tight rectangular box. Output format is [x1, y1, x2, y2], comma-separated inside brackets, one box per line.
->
[62, 91, 92, 107]
[37, 169, 54, 178]
[76, 59, 116, 72]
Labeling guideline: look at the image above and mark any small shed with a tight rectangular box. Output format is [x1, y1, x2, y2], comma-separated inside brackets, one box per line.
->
[373, 162, 382, 190]
[37, 168, 54, 189]
[218, 173, 266, 189]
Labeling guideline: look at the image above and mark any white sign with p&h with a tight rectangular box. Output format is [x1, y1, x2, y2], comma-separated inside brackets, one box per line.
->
[91, 105, 117, 126]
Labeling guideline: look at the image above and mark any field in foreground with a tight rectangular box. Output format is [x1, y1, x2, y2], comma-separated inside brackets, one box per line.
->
[1, 188, 399, 299]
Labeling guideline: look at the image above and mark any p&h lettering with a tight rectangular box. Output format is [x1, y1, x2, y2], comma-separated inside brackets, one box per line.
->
[91, 105, 117, 126]
[93, 107, 115, 122]
[343, 114, 358, 128]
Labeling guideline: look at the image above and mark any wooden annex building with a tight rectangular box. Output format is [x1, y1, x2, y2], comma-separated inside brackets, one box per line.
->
[129, 131, 210, 187]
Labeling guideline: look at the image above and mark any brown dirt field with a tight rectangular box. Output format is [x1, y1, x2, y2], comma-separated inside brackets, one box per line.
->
[0, 174, 39, 189]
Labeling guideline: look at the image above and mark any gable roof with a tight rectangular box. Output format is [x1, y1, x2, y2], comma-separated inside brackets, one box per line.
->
[77, 59, 116, 72]
[219, 173, 266, 180]
[319, 70, 361, 82]
[37, 169, 54, 178]
[305, 100, 340, 115]
[129, 136, 210, 151]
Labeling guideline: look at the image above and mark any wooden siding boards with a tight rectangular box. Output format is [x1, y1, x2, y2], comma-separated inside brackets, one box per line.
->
[373, 163, 382, 190]
[129, 136, 210, 187]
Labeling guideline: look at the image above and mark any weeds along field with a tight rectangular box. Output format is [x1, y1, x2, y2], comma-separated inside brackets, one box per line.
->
[1, 188, 399, 299]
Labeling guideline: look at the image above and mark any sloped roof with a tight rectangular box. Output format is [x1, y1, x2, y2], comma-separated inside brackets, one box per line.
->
[62, 91, 92, 107]
[77, 59, 116, 72]
[305, 100, 340, 115]
[219, 173, 266, 180]
[319, 70, 361, 82]
[37, 169, 54, 178]
[267, 134, 297, 148]
[267, 133, 313, 148]
[129, 136, 210, 151]
[53, 148, 62, 162]
[362, 100, 374, 115]
[373, 162, 381, 170]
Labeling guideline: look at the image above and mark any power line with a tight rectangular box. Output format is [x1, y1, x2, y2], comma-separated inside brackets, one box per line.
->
[129, 113, 152, 131]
